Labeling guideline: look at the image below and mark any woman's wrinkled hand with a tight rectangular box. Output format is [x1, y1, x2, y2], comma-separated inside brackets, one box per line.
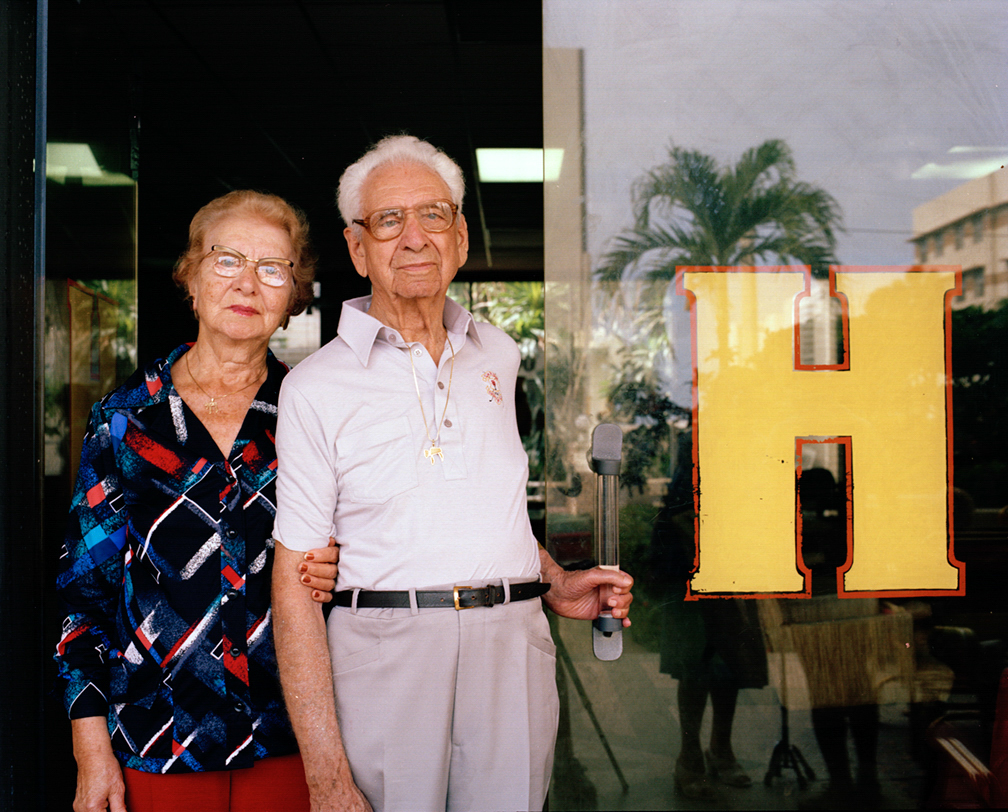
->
[72, 717, 127, 812]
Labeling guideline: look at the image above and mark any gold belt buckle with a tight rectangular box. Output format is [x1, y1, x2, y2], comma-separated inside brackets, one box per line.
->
[453, 585, 473, 610]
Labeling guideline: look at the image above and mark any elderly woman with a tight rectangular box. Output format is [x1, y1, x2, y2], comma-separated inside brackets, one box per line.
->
[56, 191, 338, 812]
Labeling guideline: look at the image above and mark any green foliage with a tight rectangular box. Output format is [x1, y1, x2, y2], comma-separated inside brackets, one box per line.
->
[596, 139, 843, 282]
[473, 282, 545, 360]
[601, 312, 690, 494]
[78, 278, 138, 381]
[619, 502, 664, 652]
[594, 139, 843, 491]
[475, 282, 546, 481]
[620, 502, 661, 572]
[451, 281, 544, 362]
[449, 281, 545, 481]
[607, 372, 674, 495]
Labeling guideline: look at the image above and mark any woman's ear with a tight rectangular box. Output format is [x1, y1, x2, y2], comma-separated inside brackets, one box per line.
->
[188, 275, 200, 320]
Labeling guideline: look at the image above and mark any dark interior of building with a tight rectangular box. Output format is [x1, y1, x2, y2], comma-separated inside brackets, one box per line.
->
[47, 0, 544, 365]
[41, 2, 543, 807]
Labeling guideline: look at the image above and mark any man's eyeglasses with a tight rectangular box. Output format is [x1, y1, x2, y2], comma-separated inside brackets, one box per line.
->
[353, 200, 458, 241]
[203, 246, 293, 287]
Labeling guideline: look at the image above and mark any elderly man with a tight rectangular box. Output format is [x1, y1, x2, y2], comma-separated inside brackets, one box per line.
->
[271, 135, 633, 812]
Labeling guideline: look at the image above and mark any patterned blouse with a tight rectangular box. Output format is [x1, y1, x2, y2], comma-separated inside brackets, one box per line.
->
[55, 344, 299, 774]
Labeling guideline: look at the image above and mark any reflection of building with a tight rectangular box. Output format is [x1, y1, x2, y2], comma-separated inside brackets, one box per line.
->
[268, 282, 322, 367]
[544, 47, 599, 513]
[912, 170, 1008, 309]
[544, 47, 593, 353]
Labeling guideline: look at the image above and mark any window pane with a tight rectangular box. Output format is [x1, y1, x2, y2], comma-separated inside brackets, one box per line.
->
[449, 281, 546, 521]
[544, 3, 1008, 808]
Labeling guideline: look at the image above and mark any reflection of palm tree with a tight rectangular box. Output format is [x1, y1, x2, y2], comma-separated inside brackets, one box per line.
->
[595, 141, 843, 799]
[596, 139, 842, 280]
[595, 139, 844, 425]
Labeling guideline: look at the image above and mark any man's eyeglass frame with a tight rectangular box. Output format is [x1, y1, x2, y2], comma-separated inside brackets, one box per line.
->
[352, 200, 459, 241]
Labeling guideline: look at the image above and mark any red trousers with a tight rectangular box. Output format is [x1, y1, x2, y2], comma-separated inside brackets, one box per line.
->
[123, 753, 310, 812]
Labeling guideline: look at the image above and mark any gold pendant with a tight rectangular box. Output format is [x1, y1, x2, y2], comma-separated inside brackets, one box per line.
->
[206, 397, 217, 414]
[424, 445, 444, 464]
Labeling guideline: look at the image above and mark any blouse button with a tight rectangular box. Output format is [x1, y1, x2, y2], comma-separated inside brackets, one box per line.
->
[413, 348, 422, 357]
[438, 381, 445, 389]
[444, 419, 452, 428]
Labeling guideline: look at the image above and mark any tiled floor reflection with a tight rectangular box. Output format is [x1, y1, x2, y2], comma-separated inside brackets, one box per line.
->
[548, 616, 926, 810]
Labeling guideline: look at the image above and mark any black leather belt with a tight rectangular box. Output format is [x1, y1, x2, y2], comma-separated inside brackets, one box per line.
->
[333, 581, 550, 610]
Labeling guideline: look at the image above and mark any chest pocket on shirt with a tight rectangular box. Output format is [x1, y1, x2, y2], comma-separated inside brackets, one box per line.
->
[335, 415, 419, 504]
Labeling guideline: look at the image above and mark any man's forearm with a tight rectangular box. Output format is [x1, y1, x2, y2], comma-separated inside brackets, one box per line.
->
[272, 542, 361, 807]
[538, 545, 565, 612]
[538, 545, 561, 582]
[538, 544, 634, 623]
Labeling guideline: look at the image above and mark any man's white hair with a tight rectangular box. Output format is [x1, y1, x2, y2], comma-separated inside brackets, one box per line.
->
[337, 135, 466, 229]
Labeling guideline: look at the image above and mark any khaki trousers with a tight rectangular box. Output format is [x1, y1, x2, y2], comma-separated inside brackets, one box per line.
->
[326, 593, 559, 812]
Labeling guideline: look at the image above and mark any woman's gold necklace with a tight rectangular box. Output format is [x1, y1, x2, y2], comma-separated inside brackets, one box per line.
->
[184, 351, 266, 414]
[409, 333, 455, 464]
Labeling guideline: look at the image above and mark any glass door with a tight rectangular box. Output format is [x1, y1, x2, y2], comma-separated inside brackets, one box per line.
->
[543, 3, 1008, 808]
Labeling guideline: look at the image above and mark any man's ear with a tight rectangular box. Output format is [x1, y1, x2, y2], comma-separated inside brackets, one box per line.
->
[344, 226, 369, 279]
[455, 213, 469, 269]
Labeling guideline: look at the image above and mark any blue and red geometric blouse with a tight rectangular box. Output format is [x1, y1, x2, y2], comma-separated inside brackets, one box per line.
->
[55, 343, 298, 774]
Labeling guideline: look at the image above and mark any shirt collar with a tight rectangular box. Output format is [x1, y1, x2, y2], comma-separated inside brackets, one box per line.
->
[337, 295, 483, 367]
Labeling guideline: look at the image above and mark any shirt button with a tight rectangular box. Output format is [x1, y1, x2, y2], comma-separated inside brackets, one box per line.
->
[225, 589, 239, 601]
[413, 348, 422, 357]
[234, 702, 245, 715]
[438, 381, 445, 389]
[444, 419, 453, 428]
[225, 528, 238, 540]
[230, 646, 241, 657]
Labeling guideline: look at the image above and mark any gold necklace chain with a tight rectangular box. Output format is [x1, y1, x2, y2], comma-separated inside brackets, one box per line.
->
[408, 333, 454, 464]
[184, 351, 267, 415]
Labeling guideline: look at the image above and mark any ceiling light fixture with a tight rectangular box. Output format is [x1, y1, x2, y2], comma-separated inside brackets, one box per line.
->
[46, 142, 134, 186]
[476, 148, 565, 183]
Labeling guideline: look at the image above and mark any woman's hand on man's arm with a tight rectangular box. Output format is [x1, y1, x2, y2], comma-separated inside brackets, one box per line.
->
[295, 537, 339, 604]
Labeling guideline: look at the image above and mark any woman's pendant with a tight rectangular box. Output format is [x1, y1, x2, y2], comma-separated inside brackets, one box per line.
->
[205, 397, 218, 414]
[424, 445, 444, 464]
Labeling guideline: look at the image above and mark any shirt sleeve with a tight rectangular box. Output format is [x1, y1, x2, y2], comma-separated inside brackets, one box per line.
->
[272, 378, 339, 552]
[54, 401, 129, 720]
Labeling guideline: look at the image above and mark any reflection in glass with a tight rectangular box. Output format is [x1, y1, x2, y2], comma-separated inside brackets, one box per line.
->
[544, 2, 1008, 808]
[44, 170, 137, 488]
[269, 282, 322, 367]
[449, 281, 545, 496]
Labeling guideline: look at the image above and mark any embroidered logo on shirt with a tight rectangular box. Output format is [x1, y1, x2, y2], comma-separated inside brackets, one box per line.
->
[481, 371, 503, 405]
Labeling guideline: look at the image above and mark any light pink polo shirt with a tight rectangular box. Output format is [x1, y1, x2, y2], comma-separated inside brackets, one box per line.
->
[273, 296, 540, 590]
